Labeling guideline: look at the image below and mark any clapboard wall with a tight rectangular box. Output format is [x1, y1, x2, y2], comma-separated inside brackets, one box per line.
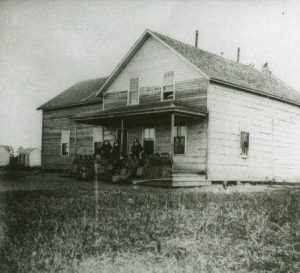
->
[125, 117, 207, 172]
[207, 83, 300, 182]
[42, 103, 102, 170]
[103, 36, 208, 111]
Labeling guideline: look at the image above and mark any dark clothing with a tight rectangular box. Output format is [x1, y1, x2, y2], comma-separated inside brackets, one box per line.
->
[131, 142, 143, 158]
[101, 142, 112, 158]
[111, 143, 120, 160]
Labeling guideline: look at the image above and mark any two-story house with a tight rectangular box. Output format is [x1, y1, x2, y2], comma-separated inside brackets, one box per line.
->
[38, 29, 300, 185]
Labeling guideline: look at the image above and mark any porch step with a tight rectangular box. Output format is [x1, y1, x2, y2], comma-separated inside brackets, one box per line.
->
[172, 181, 212, 187]
[132, 178, 172, 187]
[172, 173, 208, 183]
[172, 169, 203, 174]
[131, 176, 211, 187]
[172, 171, 211, 186]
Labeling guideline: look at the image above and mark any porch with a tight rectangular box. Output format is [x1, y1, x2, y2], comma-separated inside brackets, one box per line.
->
[73, 101, 210, 186]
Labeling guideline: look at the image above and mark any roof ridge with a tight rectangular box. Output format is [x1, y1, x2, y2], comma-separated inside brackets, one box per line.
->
[150, 30, 283, 82]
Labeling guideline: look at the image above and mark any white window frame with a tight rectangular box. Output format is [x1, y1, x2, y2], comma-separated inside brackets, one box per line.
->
[61, 130, 70, 156]
[128, 77, 139, 105]
[173, 121, 187, 155]
[142, 126, 156, 155]
[93, 127, 104, 154]
[161, 71, 175, 101]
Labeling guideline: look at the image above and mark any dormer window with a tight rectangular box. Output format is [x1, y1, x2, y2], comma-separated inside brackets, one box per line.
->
[162, 71, 174, 100]
[128, 78, 139, 105]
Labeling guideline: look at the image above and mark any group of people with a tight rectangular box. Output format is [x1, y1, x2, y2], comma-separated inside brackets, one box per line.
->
[97, 138, 145, 179]
[100, 140, 120, 159]
[71, 138, 145, 180]
[98, 138, 144, 163]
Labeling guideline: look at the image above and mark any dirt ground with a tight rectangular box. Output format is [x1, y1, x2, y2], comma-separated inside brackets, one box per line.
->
[0, 168, 298, 194]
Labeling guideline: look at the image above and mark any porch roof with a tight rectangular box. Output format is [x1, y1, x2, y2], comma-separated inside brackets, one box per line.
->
[72, 101, 207, 122]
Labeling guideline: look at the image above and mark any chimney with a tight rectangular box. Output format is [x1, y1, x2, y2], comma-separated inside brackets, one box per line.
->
[237, 47, 240, 63]
[195, 30, 199, 48]
[262, 62, 272, 75]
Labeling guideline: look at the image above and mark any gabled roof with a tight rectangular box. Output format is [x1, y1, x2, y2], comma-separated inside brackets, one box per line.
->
[97, 29, 300, 107]
[73, 101, 206, 122]
[38, 77, 108, 110]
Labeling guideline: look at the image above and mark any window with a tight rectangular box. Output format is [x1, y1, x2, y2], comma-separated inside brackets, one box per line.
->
[240, 132, 249, 157]
[93, 127, 103, 155]
[162, 71, 174, 100]
[61, 130, 70, 156]
[128, 78, 139, 105]
[143, 127, 155, 155]
[174, 122, 186, 154]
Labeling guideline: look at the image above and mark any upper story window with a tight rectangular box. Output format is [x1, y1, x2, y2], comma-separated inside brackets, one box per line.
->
[128, 77, 139, 105]
[162, 71, 174, 101]
[61, 130, 70, 156]
[240, 131, 249, 158]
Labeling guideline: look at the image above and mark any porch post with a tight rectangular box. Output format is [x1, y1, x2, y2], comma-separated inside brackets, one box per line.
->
[171, 113, 175, 155]
[120, 118, 124, 153]
[74, 122, 78, 155]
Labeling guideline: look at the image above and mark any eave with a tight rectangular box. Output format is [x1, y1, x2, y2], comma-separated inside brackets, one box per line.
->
[37, 100, 102, 111]
[210, 78, 300, 108]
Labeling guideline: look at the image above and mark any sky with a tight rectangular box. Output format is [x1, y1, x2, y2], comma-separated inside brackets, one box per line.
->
[1, 0, 300, 151]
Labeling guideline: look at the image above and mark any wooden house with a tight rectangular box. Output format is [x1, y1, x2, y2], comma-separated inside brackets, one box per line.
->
[38, 29, 300, 185]
[37, 78, 107, 170]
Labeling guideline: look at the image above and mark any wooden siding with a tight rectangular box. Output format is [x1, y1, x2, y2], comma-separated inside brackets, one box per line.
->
[42, 103, 102, 169]
[103, 36, 208, 111]
[207, 83, 300, 182]
[173, 118, 207, 172]
[122, 117, 207, 172]
[107, 36, 202, 92]
[104, 91, 127, 111]
[104, 78, 208, 111]
[172, 155, 206, 172]
[124, 117, 172, 154]
[175, 78, 208, 110]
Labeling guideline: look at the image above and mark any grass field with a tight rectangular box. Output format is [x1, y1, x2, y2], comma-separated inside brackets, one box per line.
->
[0, 169, 299, 272]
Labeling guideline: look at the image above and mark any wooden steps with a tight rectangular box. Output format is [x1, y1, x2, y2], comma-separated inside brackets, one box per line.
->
[172, 171, 211, 187]
[131, 178, 172, 187]
[131, 173, 211, 187]
[172, 155, 206, 173]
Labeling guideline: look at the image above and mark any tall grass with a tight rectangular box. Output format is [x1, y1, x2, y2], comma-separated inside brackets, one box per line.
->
[0, 187, 299, 272]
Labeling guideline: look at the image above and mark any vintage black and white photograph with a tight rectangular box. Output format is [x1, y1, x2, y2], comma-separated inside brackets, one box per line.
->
[0, 0, 299, 272]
